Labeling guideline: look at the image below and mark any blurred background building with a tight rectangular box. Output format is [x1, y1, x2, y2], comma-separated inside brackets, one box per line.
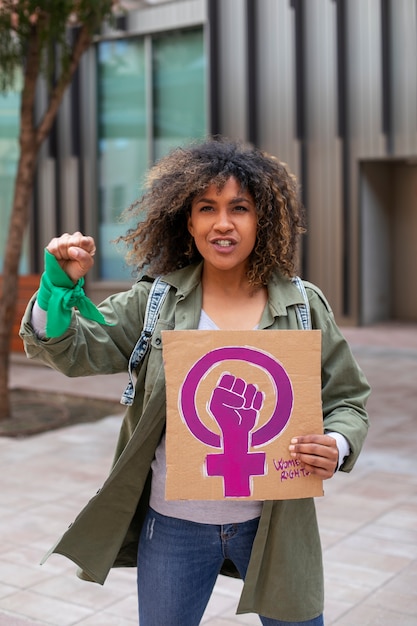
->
[1, 0, 416, 326]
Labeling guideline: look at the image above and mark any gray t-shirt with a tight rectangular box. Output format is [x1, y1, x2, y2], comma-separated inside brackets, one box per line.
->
[149, 309, 263, 523]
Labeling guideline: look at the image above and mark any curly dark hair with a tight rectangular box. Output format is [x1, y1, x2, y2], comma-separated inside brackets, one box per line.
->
[119, 137, 305, 285]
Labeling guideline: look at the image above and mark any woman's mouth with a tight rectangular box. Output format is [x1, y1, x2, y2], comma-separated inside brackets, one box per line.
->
[209, 237, 238, 253]
[214, 239, 233, 247]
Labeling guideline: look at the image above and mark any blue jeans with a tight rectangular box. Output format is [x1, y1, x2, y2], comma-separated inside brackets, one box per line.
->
[137, 508, 324, 626]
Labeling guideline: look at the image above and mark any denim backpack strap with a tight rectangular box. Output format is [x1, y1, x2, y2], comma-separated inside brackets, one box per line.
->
[120, 277, 170, 406]
[291, 276, 312, 330]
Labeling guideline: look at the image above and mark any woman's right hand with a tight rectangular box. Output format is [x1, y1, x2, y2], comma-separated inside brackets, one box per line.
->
[46, 232, 96, 283]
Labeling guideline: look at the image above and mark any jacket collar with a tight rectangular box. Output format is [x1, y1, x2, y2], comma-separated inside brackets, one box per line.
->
[158, 262, 305, 322]
[266, 273, 306, 315]
[161, 262, 202, 299]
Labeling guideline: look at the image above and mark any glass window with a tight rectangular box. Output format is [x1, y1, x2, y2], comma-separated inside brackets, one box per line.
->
[97, 38, 147, 280]
[0, 74, 29, 274]
[97, 27, 206, 280]
[153, 28, 206, 160]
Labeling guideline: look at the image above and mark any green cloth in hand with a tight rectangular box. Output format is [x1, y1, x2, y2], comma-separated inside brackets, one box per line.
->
[37, 249, 111, 337]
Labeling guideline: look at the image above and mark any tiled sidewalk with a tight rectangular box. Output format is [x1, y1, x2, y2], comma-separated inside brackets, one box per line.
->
[1, 323, 416, 625]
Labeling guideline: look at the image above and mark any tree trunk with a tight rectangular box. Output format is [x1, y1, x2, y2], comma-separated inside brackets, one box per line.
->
[0, 21, 41, 421]
[0, 146, 38, 420]
[0, 21, 93, 421]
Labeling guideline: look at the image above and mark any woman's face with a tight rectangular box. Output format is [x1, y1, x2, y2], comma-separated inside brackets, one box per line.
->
[187, 176, 257, 276]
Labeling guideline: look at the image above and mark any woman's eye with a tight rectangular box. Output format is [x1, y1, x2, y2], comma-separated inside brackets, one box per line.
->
[199, 205, 214, 212]
[234, 205, 248, 212]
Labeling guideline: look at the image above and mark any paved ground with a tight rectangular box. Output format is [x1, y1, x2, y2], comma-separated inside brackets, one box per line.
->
[0, 322, 416, 625]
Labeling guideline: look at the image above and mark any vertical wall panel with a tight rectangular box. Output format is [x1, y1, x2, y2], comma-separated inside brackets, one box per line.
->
[36, 160, 57, 251]
[346, 0, 386, 155]
[34, 79, 58, 268]
[303, 0, 343, 313]
[345, 0, 386, 322]
[390, 0, 417, 155]
[215, 0, 249, 139]
[79, 50, 99, 244]
[255, 0, 299, 177]
[56, 87, 80, 234]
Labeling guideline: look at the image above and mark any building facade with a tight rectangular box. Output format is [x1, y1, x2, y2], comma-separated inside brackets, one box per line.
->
[1, 0, 417, 325]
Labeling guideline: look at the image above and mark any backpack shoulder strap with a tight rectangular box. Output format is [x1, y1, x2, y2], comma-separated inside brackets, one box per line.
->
[120, 277, 170, 406]
[291, 276, 312, 330]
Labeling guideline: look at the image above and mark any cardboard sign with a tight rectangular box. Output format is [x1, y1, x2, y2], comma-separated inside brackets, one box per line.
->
[163, 330, 323, 501]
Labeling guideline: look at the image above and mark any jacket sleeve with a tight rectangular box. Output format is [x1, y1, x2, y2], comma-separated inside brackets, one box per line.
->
[307, 286, 371, 472]
[19, 282, 151, 378]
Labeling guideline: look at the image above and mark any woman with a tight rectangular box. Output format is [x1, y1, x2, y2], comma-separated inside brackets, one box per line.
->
[21, 137, 370, 625]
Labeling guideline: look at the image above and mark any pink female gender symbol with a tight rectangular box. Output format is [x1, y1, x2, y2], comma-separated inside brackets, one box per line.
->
[179, 346, 294, 497]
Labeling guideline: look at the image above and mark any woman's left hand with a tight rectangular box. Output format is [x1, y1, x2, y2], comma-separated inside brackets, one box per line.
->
[289, 434, 339, 479]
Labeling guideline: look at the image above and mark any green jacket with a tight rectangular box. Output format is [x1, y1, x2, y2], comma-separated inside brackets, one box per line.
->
[20, 263, 370, 622]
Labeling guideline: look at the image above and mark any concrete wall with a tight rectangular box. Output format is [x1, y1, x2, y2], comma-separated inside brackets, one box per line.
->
[392, 164, 417, 320]
[361, 161, 417, 324]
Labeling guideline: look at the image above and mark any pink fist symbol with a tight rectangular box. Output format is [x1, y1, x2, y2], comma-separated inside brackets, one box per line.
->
[206, 373, 266, 497]
[209, 373, 264, 431]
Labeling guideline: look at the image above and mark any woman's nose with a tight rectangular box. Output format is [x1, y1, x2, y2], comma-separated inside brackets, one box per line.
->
[214, 209, 233, 230]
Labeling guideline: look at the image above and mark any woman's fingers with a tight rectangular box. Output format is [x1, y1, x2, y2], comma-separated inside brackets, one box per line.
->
[289, 434, 339, 479]
[47, 232, 96, 259]
[46, 232, 97, 282]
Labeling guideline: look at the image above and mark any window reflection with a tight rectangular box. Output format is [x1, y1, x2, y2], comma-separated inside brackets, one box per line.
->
[97, 28, 206, 280]
[153, 29, 206, 160]
[97, 38, 147, 280]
